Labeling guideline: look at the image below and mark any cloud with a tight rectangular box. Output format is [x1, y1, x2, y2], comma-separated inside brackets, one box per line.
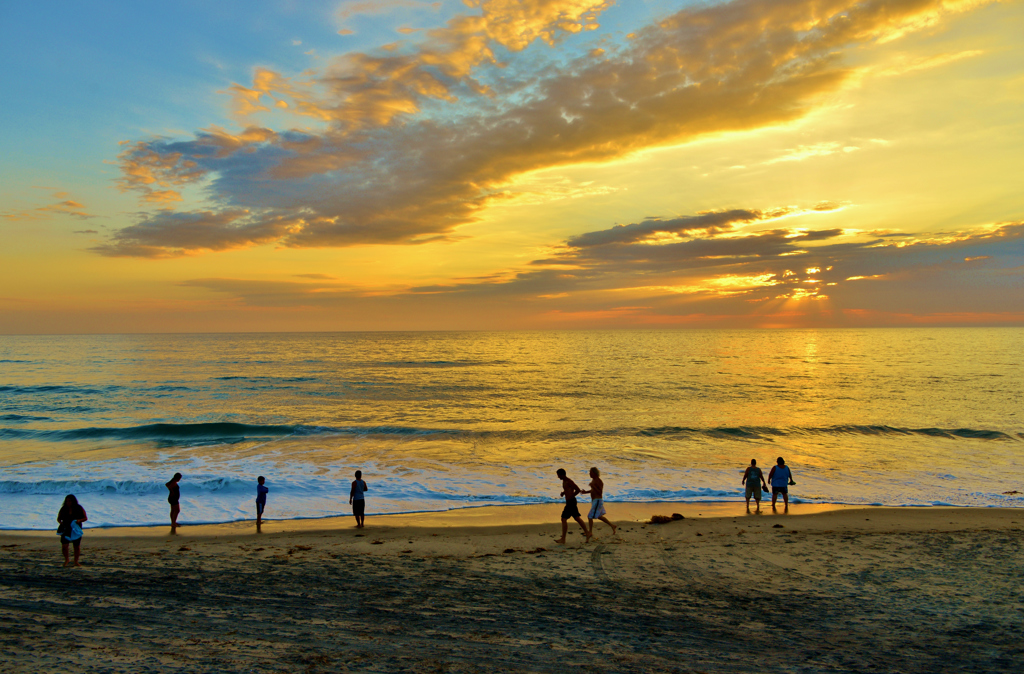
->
[106, 0, 996, 257]
[73, 229, 99, 234]
[92, 210, 290, 258]
[403, 209, 1024, 311]
[1, 189, 93, 221]
[180, 213, 1024, 326]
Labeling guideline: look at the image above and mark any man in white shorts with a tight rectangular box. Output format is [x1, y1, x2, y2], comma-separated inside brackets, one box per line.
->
[582, 466, 617, 536]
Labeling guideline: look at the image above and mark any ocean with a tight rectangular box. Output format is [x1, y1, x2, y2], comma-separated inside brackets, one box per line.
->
[1, 329, 1022, 530]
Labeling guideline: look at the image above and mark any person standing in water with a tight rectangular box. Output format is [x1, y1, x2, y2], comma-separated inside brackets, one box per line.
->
[349, 470, 368, 528]
[581, 466, 616, 536]
[742, 459, 769, 513]
[166, 472, 182, 534]
[554, 468, 591, 544]
[768, 457, 796, 511]
[57, 494, 88, 567]
[256, 476, 269, 531]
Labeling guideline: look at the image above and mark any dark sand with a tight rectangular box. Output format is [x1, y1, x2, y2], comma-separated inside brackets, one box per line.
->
[1, 504, 1022, 673]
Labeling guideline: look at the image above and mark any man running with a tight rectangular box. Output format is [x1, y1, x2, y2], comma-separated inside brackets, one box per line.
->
[554, 468, 591, 544]
[581, 466, 616, 536]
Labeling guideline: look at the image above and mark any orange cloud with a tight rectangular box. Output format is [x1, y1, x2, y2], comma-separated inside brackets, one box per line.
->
[1, 189, 92, 221]
[107, 0, 998, 257]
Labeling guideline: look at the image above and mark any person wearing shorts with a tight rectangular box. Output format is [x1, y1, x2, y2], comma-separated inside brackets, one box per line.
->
[554, 468, 591, 544]
[768, 456, 795, 511]
[256, 476, 269, 531]
[581, 466, 616, 536]
[57, 494, 87, 568]
[349, 470, 368, 528]
[742, 459, 769, 513]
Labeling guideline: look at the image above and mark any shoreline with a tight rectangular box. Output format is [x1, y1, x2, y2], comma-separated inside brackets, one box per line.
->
[2, 501, 1020, 544]
[4, 499, 1017, 538]
[2, 501, 870, 539]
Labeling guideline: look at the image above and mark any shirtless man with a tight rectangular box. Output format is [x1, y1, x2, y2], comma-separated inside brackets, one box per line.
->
[581, 466, 616, 536]
[554, 468, 592, 544]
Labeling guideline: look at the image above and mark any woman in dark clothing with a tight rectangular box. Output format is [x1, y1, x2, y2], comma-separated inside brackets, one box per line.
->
[57, 494, 88, 567]
[166, 472, 182, 534]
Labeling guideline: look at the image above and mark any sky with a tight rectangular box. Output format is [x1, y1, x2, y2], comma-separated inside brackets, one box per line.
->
[1, 0, 1023, 333]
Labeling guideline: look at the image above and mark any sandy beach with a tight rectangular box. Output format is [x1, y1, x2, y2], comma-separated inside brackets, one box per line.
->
[1, 503, 1022, 673]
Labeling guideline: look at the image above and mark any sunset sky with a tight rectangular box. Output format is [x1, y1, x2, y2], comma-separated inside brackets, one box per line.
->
[2, 0, 1023, 333]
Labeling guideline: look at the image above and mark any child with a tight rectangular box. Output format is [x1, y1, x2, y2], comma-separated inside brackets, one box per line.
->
[555, 468, 591, 544]
[581, 466, 616, 536]
[256, 476, 269, 531]
[349, 470, 368, 528]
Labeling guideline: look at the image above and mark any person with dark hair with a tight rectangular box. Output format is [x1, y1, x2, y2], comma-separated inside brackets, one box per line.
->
[554, 468, 591, 545]
[742, 459, 769, 513]
[768, 457, 796, 511]
[349, 470, 368, 528]
[57, 494, 87, 567]
[256, 476, 269, 531]
[166, 472, 182, 534]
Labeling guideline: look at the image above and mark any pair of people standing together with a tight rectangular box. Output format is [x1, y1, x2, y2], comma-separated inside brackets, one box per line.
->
[742, 456, 795, 513]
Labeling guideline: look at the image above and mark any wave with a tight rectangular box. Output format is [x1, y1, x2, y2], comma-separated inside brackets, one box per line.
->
[0, 422, 299, 443]
[0, 421, 1017, 445]
[0, 384, 120, 395]
[0, 477, 251, 496]
[0, 414, 53, 422]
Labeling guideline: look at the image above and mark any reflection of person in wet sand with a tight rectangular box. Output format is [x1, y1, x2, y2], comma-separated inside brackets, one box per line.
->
[554, 468, 591, 544]
[166, 473, 182, 534]
[581, 467, 616, 536]
[768, 456, 796, 511]
[742, 459, 769, 513]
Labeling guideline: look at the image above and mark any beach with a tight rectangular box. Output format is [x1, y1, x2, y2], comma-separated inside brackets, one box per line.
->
[2, 504, 1022, 673]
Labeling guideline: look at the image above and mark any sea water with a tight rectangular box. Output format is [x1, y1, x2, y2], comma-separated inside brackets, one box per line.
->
[1, 329, 1021, 530]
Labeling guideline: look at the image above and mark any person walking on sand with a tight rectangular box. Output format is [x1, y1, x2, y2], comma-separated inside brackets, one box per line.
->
[349, 470, 368, 528]
[256, 476, 269, 531]
[742, 459, 769, 513]
[554, 468, 592, 544]
[581, 466, 616, 536]
[166, 472, 182, 534]
[768, 456, 796, 511]
[57, 494, 88, 567]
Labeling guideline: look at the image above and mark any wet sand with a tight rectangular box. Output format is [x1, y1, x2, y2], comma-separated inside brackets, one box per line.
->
[2, 503, 1022, 672]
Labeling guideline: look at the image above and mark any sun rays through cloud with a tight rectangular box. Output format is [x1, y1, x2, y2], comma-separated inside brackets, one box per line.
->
[2, 0, 1023, 331]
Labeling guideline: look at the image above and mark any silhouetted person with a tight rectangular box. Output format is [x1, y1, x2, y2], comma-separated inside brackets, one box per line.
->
[554, 468, 591, 544]
[581, 466, 616, 536]
[768, 457, 795, 511]
[742, 459, 769, 513]
[57, 494, 87, 567]
[166, 472, 182, 534]
[350, 470, 368, 528]
[256, 476, 269, 531]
